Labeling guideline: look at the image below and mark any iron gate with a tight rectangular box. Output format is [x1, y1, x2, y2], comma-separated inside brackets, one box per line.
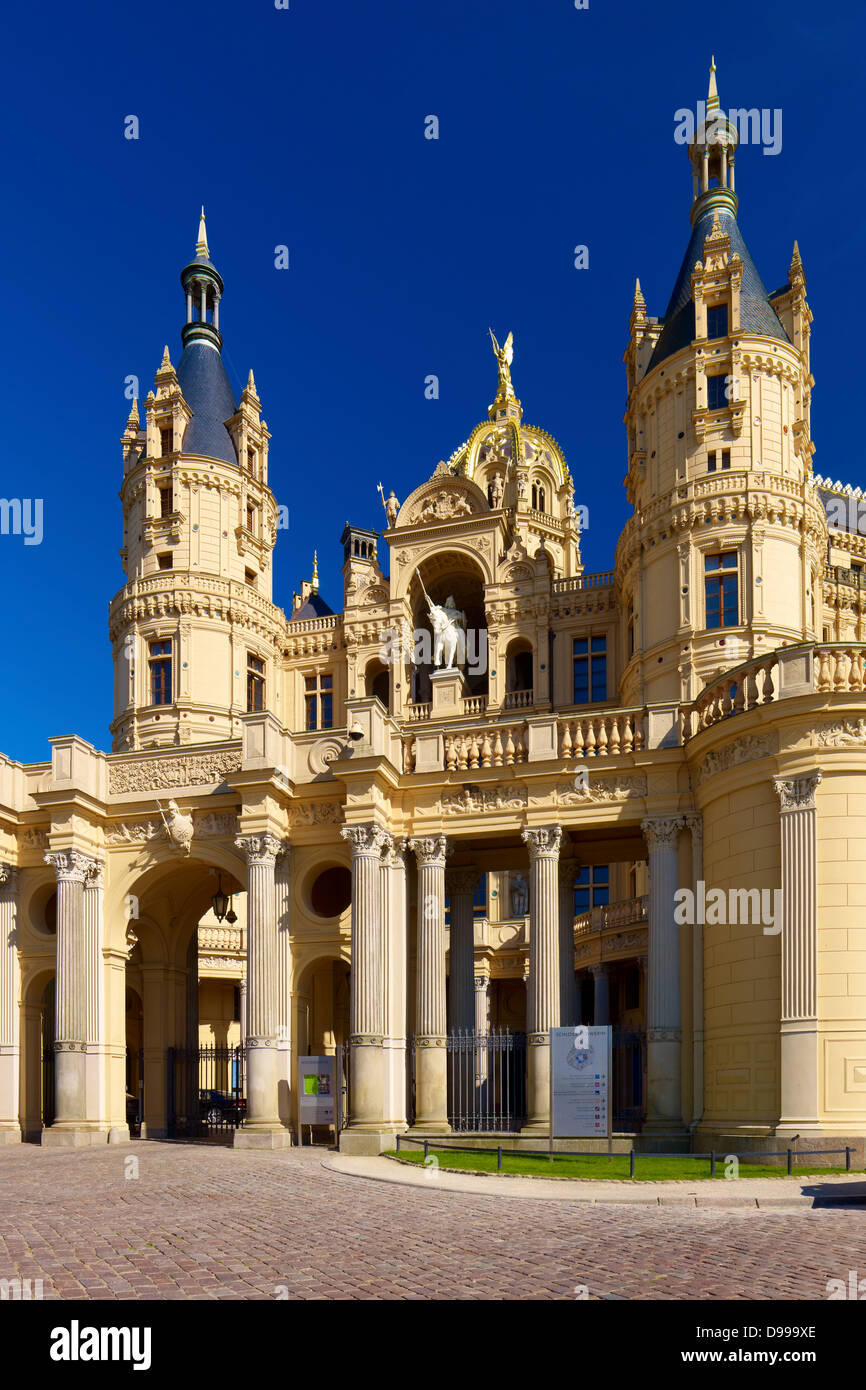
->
[446, 1029, 527, 1132]
[612, 1030, 645, 1130]
[167, 1045, 246, 1141]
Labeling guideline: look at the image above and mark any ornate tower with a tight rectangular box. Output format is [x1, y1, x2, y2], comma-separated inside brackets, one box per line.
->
[109, 212, 286, 750]
[617, 62, 826, 708]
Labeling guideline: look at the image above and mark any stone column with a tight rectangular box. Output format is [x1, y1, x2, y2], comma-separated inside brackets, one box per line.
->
[590, 963, 610, 1026]
[234, 833, 291, 1148]
[238, 980, 247, 1043]
[381, 837, 409, 1131]
[446, 868, 479, 1033]
[642, 817, 684, 1133]
[409, 834, 450, 1133]
[274, 849, 292, 1128]
[0, 867, 20, 1143]
[773, 771, 822, 1133]
[82, 862, 107, 1133]
[522, 824, 562, 1131]
[341, 823, 390, 1139]
[43, 850, 97, 1145]
[558, 860, 578, 1026]
[684, 814, 704, 1125]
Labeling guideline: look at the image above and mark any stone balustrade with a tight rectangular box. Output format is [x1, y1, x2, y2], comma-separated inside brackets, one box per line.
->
[444, 724, 528, 770]
[574, 895, 648, 937]
[559, 709, 644, 757]
[462, 695, 489, 716]
[503, 689, 533, 710]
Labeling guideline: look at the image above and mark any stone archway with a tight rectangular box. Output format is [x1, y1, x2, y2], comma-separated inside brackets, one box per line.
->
[408, 551, 489, 702]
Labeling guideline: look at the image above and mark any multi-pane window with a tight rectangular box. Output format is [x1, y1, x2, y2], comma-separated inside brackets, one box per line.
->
[160, 426, 173, 457]
[159, 485, 173, 516]
[706, 374, 729, 411]
[247, 448, 258, 478]
[574, 865, 609, 915]
[705, 552, 739, 629]
[247, 653, 265, 713]
[706, 304, 728, 339]
[149, 639, 172, 705]
[305, 673, 333, 731]
[246, 503, 256, 535]
[531, 481, 546, 511]
[573, 636, 607, 703]
[707, 449, 731, 473]
[473, 875, 488, 918]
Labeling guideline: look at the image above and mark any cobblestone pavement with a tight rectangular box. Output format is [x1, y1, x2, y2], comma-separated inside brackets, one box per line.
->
[1, 1141, 865, 1300]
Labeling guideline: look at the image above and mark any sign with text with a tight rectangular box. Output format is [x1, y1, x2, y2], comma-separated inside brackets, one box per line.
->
[550, 1026, 611, 1138]
[298, 1056, 335, 1126]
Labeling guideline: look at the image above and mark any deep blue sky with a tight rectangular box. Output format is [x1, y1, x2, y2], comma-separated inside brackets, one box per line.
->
[0, 0, 858, 763]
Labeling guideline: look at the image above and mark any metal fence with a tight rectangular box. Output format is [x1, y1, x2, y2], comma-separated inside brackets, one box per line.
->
[167, 1045, 246, 1142]
[446, 1029, 527, 1133]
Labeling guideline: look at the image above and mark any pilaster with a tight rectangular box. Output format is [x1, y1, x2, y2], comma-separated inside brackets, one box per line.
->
[773, 770, 821, 1133]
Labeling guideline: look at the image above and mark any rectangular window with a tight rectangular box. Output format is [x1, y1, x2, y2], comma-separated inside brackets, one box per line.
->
[245, 568, 257, 588]
[706, 374, 728, 411]
[247, 448, 257, 477]
[707, 451, 717, 473]
[160, 426, 173, 457]
[706, 304, 728, 339]
[247, 653, 265, 713]
[721, 449, 731, 470]
[160, 486, 173, 517]
[149, 639, 172, 706]
[157, 553, 172, 570]
[573, 635, 607, 704]
[473, 874, 488, 918]
[704, 551, 739, 629]
[246, 504, 256, 535]
[573, 864, 610, 915]
[304, 673, 334, 731]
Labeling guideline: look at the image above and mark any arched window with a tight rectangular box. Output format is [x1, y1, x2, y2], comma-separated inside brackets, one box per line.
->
[531, 483, 539, 510]
[538, 485, 545, 512]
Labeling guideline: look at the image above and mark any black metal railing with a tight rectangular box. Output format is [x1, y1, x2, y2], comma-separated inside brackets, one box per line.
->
[446, 1029, 527, 1133]
[167, 1045, 246, 1142]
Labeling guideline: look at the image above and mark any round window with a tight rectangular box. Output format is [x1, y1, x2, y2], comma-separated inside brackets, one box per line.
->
[310, 867, 352, 919]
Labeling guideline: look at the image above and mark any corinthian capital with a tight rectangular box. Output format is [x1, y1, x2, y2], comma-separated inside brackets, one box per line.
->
[409, 834, 450, 868]
[522, 825, 562, 862]
[0, 864, 19, 889]
[445, 867, 480, 897]
[641, 816, 683, 852]
[340, 823, 392, 857]
[773, 770, 822, 813]
[235, 833, 286, 865]
[44, 849, 95, 883]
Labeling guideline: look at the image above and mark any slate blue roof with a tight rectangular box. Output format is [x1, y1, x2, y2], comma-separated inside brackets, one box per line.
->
[290, 591, 336, 622]
[176, 341, 238, 465]
[648, 206, 789, 372]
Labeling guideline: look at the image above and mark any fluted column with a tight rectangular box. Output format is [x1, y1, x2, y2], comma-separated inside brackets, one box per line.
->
[234, 833, 291, 1148]
[590, 963, 610, 1026]
[43, 850, 96, 1143]
[274, 848, 292, 1127]
[642, 816, 684, 1132]
[557, 860, 579, 1026]
[82, 862, 106, 1131]
[522, 824, 562, 1131]
[409, 834, 450, 1133]
[773, 771, 821, 1132]
[684, 814, 704, 1125]
[446, 868, 479, 1033]
[381, 836, 409, 1130]
[0, 867, 20, 1142]
[341, 823, 390, 1134]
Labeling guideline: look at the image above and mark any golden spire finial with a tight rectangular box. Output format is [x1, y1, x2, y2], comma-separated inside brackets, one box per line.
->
[312, 550, 319, 592]
[707, 56, 719, 113]
[633, 277, 646, 309]
[126, 398, 139, 429]
[488, 327, 521, 420]
[160, 344, 172, 369]
[196, 206, 210, 259]
[247, 368, 256, 390]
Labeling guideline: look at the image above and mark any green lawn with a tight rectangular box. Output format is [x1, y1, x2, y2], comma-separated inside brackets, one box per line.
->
[385, 1148, 860, 1181]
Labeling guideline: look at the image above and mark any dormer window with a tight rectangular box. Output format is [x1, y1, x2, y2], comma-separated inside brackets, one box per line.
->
[707, 304, 728, 339]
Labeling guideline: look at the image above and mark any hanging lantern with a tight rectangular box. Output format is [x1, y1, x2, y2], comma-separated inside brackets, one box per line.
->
[225, 897, 238, 926]
[211, 874, 229, 923]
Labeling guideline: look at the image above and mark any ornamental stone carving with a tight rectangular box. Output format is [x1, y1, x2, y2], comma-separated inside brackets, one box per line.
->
[697, 733, 776, 783]
[235, 832, 287, 864]
[341, 824, 392, 857]
[109, 749, 241, 794]
[641, 817, 683, 851]
[290, 801, 343, 827]
[440, 784, 528, 814]
[408, 834, 450, 868]
[773, 770, 822, 812]
[813, 719, 866, 747]
[555, 776, 647, 806]
[44, 849, 94, 882]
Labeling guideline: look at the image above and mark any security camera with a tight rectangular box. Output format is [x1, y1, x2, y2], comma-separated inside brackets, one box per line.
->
[347, 721, 365, 742]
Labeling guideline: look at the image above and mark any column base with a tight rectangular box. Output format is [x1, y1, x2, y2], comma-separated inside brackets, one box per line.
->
[0, 1125, 22, 1145]
[406, 1122, 452, 1137]
[41, 1125, 110, 1148]
[233, 1124, 293, 1150]
[340, 1128, 400, 1155]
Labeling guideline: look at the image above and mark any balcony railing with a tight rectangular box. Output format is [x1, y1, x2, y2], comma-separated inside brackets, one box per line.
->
[408, 702, 432, 722]
[503, 689, 533, 710]
[559, 709, 645, 757]
[445, 723, 528, 769]
[574, 895, 648, 938]
[463, 695, 488, 716]
[682, 642, 866, 741]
